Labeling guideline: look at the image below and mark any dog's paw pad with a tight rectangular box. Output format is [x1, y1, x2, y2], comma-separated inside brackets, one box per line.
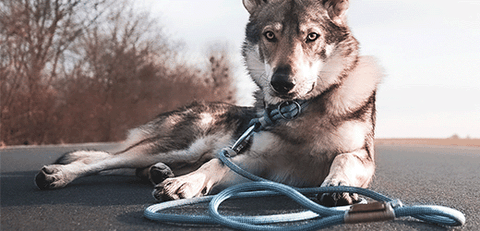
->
[149, 163, 174, 185]
[35, 166, 65, 190]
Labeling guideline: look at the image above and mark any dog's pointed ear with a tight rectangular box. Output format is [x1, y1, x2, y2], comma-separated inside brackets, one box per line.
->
[322, 0, 349, 25]
[243, 0, 267, 14]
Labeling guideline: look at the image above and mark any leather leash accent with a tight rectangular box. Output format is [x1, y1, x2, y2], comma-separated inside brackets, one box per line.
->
[344, 201, 395, 224]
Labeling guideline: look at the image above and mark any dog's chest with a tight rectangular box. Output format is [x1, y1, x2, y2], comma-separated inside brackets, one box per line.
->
[249, 131, 331, 186]
[247, 116, 369, 186]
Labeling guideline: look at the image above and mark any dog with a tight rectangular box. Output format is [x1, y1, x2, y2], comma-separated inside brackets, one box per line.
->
[35, 0, 382, 207]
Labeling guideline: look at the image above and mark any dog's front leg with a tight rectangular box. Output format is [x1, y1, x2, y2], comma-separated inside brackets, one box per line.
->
[153, 158, 230, 201]
[319, 151, 375, 207]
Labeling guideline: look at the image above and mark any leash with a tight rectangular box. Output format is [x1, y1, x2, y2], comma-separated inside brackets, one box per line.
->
[144, 100, 466, 230]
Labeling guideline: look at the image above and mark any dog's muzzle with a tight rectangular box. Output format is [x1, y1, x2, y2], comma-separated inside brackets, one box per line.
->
[271, 66, 295, 95]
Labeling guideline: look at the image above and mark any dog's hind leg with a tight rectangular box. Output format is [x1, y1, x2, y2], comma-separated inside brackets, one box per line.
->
[34, 137, 223, 190]
[35, 103, 253, 190]
[34, 145, 167, 190]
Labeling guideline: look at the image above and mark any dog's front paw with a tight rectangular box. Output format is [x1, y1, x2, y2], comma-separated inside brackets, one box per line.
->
[35, 165, 73, 190]
[152, 174, 208, 201]
[317, 180, 360, 207]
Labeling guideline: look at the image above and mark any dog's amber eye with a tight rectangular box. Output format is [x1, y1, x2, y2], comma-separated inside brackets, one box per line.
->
[264, 31, 276, 41]
[306, 33, 319, 42]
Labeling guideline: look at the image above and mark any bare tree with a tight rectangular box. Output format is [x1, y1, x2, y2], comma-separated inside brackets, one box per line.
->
[1, 0, 109, 144]
[55, 1, 177, 142]
[205, 44, 237, 104]
[1, 0, 238, 146]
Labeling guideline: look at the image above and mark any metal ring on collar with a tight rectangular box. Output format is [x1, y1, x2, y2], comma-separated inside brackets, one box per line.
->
[278, 100, 302, 120]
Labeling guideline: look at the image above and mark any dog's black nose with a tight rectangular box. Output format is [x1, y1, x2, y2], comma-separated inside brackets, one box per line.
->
[271, 66, 295, 95]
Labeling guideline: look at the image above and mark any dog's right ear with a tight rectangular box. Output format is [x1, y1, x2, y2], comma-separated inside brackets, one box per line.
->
[322, 0, 349, 25]
[243, 0, 267, 14]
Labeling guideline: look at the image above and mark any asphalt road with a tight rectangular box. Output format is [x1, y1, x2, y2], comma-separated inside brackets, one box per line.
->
[1, 143, 479, 230]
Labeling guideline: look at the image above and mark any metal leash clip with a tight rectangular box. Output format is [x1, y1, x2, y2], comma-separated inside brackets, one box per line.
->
[227, 123, 258, 156]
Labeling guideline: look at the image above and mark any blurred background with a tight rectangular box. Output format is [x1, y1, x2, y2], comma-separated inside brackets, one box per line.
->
[1, 0, 479, 146]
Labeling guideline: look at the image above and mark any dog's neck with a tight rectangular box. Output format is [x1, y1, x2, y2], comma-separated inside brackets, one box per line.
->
[250, 99, 310, 130]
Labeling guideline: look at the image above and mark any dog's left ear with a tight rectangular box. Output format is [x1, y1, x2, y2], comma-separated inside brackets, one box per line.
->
[322, 0, 349, 25]
[243, 0, 267, 14]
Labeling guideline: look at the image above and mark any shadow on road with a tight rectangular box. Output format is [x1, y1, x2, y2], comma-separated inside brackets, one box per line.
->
[1, 171, 154, 207]
[2, 144, 479, 230]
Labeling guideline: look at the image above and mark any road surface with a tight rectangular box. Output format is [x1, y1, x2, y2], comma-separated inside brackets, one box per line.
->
[1, 143, 479, 230]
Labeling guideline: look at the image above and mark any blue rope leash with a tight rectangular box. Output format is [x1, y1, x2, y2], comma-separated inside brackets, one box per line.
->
[144, 146, 465, 230]
[144, 102, 466, 230]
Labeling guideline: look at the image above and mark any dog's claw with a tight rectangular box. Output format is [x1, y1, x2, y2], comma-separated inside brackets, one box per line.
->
[318, 191, 359, 207]
[152, 174, 208, 201]
[317, 181, 360, 207]
[153, 181, 181, 201]
[41, 166, 55, 174]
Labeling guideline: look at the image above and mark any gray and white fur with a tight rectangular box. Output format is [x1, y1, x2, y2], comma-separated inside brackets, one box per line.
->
[35, 0, 382, 207]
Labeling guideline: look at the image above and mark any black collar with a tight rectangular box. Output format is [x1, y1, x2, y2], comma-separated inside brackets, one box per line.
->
[250, 99, 310, 131]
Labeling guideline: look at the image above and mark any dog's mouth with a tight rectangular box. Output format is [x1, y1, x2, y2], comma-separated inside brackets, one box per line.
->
[305, 82, 316, 96]
[275, 92, 296, 100]
[272, 82, 316, 100]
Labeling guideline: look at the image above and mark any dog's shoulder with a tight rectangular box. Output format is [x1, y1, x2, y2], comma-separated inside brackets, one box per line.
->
[355, 56, 384, 87]
[327, 56, 384, 116]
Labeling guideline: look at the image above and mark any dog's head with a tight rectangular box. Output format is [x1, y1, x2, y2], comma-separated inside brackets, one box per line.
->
[242, 0, 359, 105]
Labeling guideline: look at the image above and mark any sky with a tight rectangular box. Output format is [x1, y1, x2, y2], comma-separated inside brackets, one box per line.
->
[136, 0, 480, 139]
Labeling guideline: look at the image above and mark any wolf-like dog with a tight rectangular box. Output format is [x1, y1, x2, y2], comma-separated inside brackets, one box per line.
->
[35, 0, 382, 206]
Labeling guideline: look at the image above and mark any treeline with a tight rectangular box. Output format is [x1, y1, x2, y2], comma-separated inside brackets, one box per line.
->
[0, 0, 236, 146]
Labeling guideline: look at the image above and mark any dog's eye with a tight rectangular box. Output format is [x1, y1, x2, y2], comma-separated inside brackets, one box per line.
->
[264, 31, 276, 41]
[306, 33, 319, 42]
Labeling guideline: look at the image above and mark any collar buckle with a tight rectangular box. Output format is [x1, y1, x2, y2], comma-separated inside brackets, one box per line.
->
[277, 100, 302, 120]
